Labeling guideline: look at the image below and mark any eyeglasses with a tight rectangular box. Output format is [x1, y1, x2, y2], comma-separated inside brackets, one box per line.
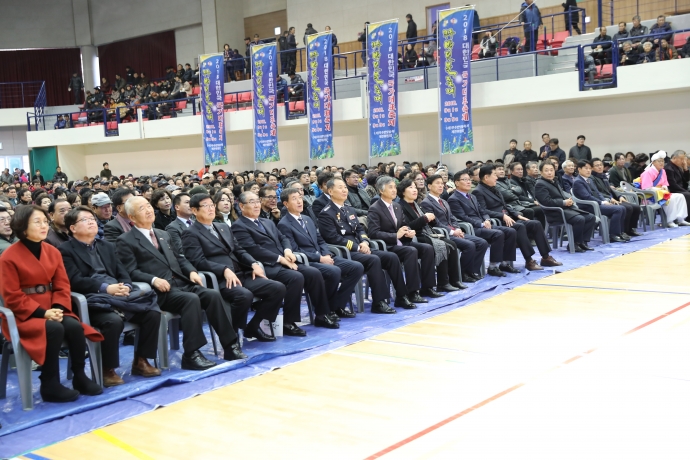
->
[31, 219, 50, 227]
[458, 178, 472, 182]
[198, 203, 216, 209]
[263, 196, 277, 200]
[245, 200, 261, 205]
[76, 217, 97, 225]
[0, 217, 11, 224]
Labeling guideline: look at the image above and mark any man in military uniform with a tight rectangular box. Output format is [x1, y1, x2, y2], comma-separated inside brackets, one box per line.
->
[318, 177, 417, 314]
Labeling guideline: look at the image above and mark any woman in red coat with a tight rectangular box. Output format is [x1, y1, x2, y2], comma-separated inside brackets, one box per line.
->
[0, 205, 103, 403]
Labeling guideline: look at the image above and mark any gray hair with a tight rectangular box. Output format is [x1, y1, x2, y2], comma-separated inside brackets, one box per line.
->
[562, 160, 574, 168]
[376, 175, 396, 193]
[671, 150, 687, 159]
[623, 40, 633, 47]
[527, 161, 539, 168]
[632, 15, 641, 21]
[238, 191, 257, 204]
[123, 196, 146, 218]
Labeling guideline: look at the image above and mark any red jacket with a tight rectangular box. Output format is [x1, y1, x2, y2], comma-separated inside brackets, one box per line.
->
[0, 242, 103, 364]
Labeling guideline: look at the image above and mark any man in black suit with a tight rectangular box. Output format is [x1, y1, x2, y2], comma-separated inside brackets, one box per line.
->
[231, 192, 339, 334]
[278, 187, 363, 319]
[116, 197, 246, 370]
[259, 186, 282, 224]
[182, 194, 287, 342]
[534, 161, 596, 252]
[61, 206, 161, 387]
[368, 176, 441, 300]
[473, 165, 562, 270]
[104, 188, 134, 243]
[165, 192, 194, 255]
[448, 170, 518, 277]
[420, 174, 489, 282]
[343, 169, 371, 216]
[279, 180, 319, 223]
[318, 177, 416, 312]
[311, 172, 334, 216]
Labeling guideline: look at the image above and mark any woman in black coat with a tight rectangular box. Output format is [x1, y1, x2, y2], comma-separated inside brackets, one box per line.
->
[398, 178, 465, 290]
[404, 44, 418, 69]
[562, 0, 581, 34]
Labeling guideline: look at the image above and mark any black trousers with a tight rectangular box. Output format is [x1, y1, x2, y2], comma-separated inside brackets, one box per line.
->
[476, 226, 517, 262]
[408, 241, 436, 289]
[43, 316, 85, 382]
[265, 264, 329, 323]
[351, 249, 405, 303]
[280, 54, 289, 74]
[599, 204, 626, 236]
[566, 213, 596, 243]
[220, 274, 286, 330]
[72, 89, 82, 105]
[512, 220, 551, 259]
[157, 281, 237, 353]
[312, 257, 364, 312]
[89, 309, 160, 368]
[450, 234, 489, 274]
[287, 52, 297, 73]
[388, 244, 423, 292]
[618, 201, 641, 232]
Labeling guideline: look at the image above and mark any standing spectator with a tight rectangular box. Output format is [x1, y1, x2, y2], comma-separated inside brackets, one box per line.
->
[100, 162, 112, 179]
[223, 44, 233, 81]
[503, 139, 519, 164]
[125, 66, 135, 84]
[405, 14, 417, 44]
[303, 23, 317, 45]
[183, 63, 194, 82]
[68, 72, 84, 105]
[358, 22, 370, 65]
[650, 15, 673, 46]
[515, 141, 538, 168]
[548, 138, 567, 168]
[232, 49, 246, 80]
[520, 0, 542, 53]
[629, 15, 649, 52]
[52, 167, 67, 183]
[592, 26, 612, 64]
[32, 169, 45, 186]
[538, 133, 551, 159]
[325, 26, 338, 52]
[278, 31, 289, 73]
[287, 27, 297, 73]
[562, 0, 581, 34]
[569, 135, 592, 161]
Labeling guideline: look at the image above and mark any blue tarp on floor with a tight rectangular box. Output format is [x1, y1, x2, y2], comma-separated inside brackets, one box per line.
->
[1, 226, 688, 457]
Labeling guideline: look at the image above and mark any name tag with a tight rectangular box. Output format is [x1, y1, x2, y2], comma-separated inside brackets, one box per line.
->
[341, 229, 346, 234]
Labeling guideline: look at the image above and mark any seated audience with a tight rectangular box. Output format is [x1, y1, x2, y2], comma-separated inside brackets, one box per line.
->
[560, 160, 576, 193]
[116, 197, 245, 369]
[608, 152, 633, 187]
[649, 15, 673, 46]
[656, 38, 679, 61]
[104, 188, 134, 243]
[60, 206, 161, 387]
[0, 205, 103, 402]
[258, 186, 281, 224]
[571, 160, 629, 242]
[628, 153, 650, 179]
[45, 199, 71, 247]
[479, 32, 497, 58]
[620, 41, 639, 66]
[590, 158, 643, 236]
[151, 189, 176, 230]
[164, 192, 193, 256]
[534, 161, 596, 252]
[0, 206, 18, 255]
[638, 42, 656, 63]
[680, 36, 690, 58]
[277, 187, 363, 319]
[214, 191, 238, 225]
[592, 26, 612, 64]
[612, 21, 629, 45]
[639, 151, 689, 227]
[664, 150, 690, 224]
[91, 192, 114, 241]
[629, 15, 649, 51]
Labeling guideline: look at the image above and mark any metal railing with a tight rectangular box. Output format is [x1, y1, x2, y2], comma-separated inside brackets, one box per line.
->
[600, 0, 686, 28]
[578, 41, 619, 90]
[0, 81, 45, 109]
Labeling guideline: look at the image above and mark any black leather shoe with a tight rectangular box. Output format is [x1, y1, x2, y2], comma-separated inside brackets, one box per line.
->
[244, 325, 276, 342]
[371, 301, 397, 314]
[334, 308, 356, 318]
[419, 288, 444, 298]
[283, 323, 307, 337]
[394, 296, 417, 309]
[610, 235, 625, 243]
[487, 267, 506, 277]
[450, 281, 468, 289]
[181, 350, 217, 370]
[578, 243, 594, 251]
[498, 264, 520, 274]
[628, 230, 643, 237]
[314, 315, 340, 329]
[327, 312, 341, 322]
[574, 245, 586, 253]
[225, 343, 247, 361]
[438, 284, 460, 292]
[462, 273, 478, 283]
[472, 272, 484, 280]
[619, 233, 631, 241]
[407, 292, 428, 304]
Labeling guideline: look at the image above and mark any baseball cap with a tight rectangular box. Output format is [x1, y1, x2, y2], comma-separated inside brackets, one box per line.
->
[91, 192, 112, 207]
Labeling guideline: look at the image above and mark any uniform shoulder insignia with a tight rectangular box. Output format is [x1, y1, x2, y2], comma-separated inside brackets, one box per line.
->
[323, 205, 331, 212]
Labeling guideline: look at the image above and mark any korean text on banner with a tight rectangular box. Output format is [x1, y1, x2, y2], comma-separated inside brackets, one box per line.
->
[307, 32, 334, 160]
[200, 53, 227, 165]
[367, 19, 400, 159]
[252, 43, 280, 163]
[438, 7, 475, 155]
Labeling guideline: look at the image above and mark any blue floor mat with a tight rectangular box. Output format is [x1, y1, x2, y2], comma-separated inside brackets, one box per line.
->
[1, 226, 688, 456]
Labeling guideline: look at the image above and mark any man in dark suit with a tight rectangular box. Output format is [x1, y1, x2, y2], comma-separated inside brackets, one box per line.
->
[231, 192, 339, 334]
[535, 161, 596, 252]
[61, 206, 161, 387]
[664, 150, 690, 224]
[344, 169, 371, 216]
[420, 174, 489, 282]
[104, 188, 134, 243]
[473, 165, 562, 270]
[258, 186, 282, 224]
[311, 172, 334, 216]
[116, 197, 246, 370]
[182, 194, 287, 342]
[367, 176, 441, 299]
[165, 192, 194, 255]
[448, 170, 518, 277]
[278, 187, 363, 319]
[571, 160, 627, 243]
[318, 177, 416, 313]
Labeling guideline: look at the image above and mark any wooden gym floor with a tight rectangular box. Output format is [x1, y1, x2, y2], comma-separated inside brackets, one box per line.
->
[30, 237, 690, 459]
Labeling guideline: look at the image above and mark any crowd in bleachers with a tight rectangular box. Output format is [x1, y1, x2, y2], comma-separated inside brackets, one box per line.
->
[1, 134, 689, 404]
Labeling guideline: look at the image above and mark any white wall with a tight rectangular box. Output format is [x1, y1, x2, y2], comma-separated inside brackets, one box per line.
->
[0, 127, 30, 157]
[244, 0, 286, 18]
[0, 0, 77, 49]
[175, 25, 205, 67]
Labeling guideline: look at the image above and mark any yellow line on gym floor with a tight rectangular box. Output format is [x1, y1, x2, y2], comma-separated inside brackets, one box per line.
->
[91, 429, 156, 460]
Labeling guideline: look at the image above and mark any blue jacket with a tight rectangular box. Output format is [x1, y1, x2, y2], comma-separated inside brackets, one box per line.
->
[572, 175, 606, 207]
[311, 182, 322, 198]
[521, 3, 542, 31]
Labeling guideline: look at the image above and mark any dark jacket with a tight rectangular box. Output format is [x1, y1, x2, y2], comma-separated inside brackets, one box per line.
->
[496, 178, 530, 212]
[421, 195, 467, 231]
[569, 144, 592, 161]
[650, 22, 673, 42]
[53, 171, 68, 182]
[664, 162, 689, 193]
[638, 50, 656, 63]
[473, 183, 520, 220]
[45, 226, 70, 248]
[629, 24, 649, 43]
[154, 209, 176, 231]
[367, 199, 412, 248]
[303, 26, 318, 45]
[230, 216, 291, 267]
[278, 35, 288, 51]
[561, 174, 575, 194]
[507, 177, 536, 203]
[535, 177, 590, 221]
[515, 149, 538, 167]
[406, 20, 418, 40]
[277, 213, 332, 262]
[164, 217, 190, 256]
[346, 184, 371, 215]
[562, 0, 579, 22]
[60, 238, 132, 294]
[287, 33, 297, 51]
[590, 172, 621, 200]
[571, 175, 608, 212]
[593, 34, 612, 51]
[447, 190, 490, 229]
[608, 165, 633, 187]
[69, 75, 84, 90]
[620, 49, 639, 65]
[182, 221, 257, 280]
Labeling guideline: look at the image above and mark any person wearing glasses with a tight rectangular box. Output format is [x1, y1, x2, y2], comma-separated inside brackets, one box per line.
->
[45, 199, 72, 248]
[258, 186, 281, 224]
[0, 205, 103, 402]
[90, 192, 114, 241]
[0, 206, 17, 255]
[59, 206, 162, 387]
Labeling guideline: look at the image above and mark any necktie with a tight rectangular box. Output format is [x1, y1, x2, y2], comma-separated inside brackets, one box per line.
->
[149, 230, 159, 249]
[185, 219, 191, 227]
[389, 205, 403, 246]
[298, 217, 307, 231]
[209, 225, 220, 239]
[255, 219, 266, 232]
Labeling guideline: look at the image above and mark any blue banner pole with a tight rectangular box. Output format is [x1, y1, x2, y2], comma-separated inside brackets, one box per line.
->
[252, 43, 280, 166]
[199, 52, 227, 166]
[307, 31, 335, 166]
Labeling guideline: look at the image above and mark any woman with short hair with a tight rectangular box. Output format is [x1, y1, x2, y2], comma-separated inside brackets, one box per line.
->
[151, 189, 176, 230]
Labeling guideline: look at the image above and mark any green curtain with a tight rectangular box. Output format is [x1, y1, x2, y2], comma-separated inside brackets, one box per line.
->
[29, 147, 58, 179]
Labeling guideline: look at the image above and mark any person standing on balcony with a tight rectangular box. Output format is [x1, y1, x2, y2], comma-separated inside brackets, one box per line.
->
[406, 14, 417, 48]
[68, 72, 84, 105]
[520, 0, 542, 53]
[303, 23, 317, 45]
[287, 27, 297, 74]
[562, 0, 581, 35]
[358, 22, 370, 65]
[278, 30, 289, 74]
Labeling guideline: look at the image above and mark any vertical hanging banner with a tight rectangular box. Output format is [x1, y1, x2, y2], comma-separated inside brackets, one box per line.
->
[199, 53, 227, 165]
[307, 32, 334, 160]
[252, 43, 280, 163]
[367, 19, 400, 160]
[438, 6, 475, 156]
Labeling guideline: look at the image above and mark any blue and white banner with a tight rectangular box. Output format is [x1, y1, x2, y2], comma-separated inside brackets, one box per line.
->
[438, 7, 474, 155]
[252, 43, 280, 163]
[307, 32, 334, 160]
[199, 53, 227, 165]
[367, 19, 400, 159]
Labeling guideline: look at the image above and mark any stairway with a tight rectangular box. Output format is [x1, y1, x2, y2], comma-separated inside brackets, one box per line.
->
[545, 32, 596, 75]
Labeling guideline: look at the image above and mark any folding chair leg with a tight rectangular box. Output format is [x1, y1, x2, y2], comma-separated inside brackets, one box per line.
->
[158, 317, 170, 370]
[305, 293, 315, 323]
[85, 341, 103, 387]
[659, 207, 668, 228]
[0, 344, 11, 399]
[355, 280, 364, 313]
[15, 346, 34, 410]
[202, 311, 218, 357]
[566, 225, 576, 253]
[169, 318, 180, 350]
